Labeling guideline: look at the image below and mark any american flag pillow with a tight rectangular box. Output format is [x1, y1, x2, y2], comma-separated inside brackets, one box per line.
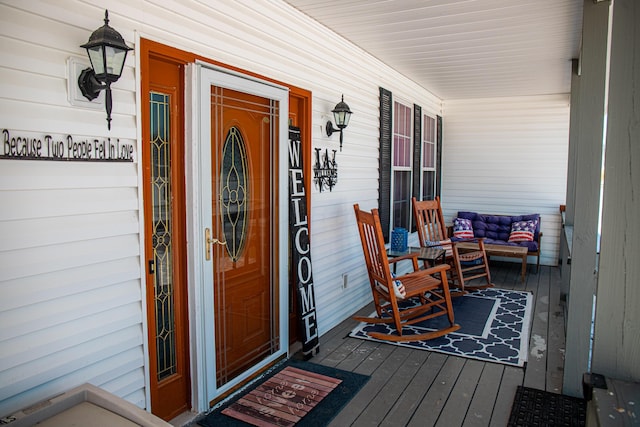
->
[453, 217, 474, 239]
[378, 278, 407, 299]
[508, 219, 537, 242]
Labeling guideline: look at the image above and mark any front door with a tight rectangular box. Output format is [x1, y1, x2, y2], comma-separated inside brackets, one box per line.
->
[195, 66, 289, 401]
[212, 87, 276, 386]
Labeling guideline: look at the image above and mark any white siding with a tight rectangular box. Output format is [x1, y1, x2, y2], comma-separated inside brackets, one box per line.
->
[441, 95, 570, 266]
[0, 161, 143, 416]
[0, 0, 441, 416]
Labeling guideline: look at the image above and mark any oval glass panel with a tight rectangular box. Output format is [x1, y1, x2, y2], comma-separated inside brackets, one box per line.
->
[220, 126, 249, 262]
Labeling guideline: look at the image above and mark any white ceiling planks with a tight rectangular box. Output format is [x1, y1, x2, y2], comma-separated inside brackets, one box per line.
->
[283, 0, 584, 99]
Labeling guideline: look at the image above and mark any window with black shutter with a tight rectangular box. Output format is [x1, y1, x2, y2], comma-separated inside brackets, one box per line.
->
[378, 87, 441, 241]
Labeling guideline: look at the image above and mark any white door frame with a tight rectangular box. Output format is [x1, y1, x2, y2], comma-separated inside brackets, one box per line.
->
[185, 62, 289, 411]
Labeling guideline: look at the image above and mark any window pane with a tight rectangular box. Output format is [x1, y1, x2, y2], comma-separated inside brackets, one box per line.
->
[393, 103, 412, 167]
[393, 170, 411, 228]
[422, 171, 435, 200]
[423, 116, 435, 168]
[423, 140, 434, 168]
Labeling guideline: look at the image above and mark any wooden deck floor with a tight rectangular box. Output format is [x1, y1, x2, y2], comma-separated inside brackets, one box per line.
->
[308, 262, 565, 427]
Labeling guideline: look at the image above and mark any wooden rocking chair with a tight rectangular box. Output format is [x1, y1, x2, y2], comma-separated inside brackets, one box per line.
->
[412, 196, 456, 281]
[352, 204, 460, 342]
[412, 196, 493, 293]
[451, 238, 495, 292]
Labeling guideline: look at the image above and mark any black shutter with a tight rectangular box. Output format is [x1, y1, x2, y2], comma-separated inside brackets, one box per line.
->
[436, 115, 443, 198]
[412, 104, 422, 200]
[378, 87, 392, 242]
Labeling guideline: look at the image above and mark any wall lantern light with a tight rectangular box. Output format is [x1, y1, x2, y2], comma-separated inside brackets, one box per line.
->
[325, 95, 352, 151]
[78, 10, 132, 130]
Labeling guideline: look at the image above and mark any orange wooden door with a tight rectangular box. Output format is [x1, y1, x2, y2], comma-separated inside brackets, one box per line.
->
[142, 55, 190, 420]
[210, 86, 278, 387]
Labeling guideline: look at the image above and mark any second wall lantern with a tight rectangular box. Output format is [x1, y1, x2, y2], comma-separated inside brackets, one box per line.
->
[78, 10, 132, 130]
[325, 95, 352, 151]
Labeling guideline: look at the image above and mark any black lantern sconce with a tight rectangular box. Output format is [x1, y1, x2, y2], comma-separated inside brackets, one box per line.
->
[78, 10, 132, 130]
[313, 148, 338, 192]
[325, 95, 352, 151]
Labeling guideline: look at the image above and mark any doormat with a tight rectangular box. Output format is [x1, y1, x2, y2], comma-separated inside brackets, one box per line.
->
[349, 288, 532, 366]
[508, 386, 586, 426]
[198, 359, 369, 427]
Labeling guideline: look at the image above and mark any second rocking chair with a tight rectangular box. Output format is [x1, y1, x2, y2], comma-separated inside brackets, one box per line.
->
[352, 204, 460, 342]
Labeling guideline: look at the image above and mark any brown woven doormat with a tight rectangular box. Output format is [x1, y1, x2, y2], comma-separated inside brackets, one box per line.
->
[508, 386, 586, 427]
[221, 366, 342, 427]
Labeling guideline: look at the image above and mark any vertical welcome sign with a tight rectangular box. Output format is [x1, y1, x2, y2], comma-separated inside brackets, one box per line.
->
[288, 126, 319, 358]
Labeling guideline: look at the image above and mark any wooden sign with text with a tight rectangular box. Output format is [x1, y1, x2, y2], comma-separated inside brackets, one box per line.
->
[288, 126, 319, 358]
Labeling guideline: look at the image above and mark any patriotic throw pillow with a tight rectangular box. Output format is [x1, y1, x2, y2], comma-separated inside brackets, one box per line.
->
[453, 217, 474, 239]
[378, 279, 407, 299]
[508, 220, 537, 242]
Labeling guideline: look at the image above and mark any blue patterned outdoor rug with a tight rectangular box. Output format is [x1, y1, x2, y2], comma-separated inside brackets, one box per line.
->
[349, 288, 532, 367]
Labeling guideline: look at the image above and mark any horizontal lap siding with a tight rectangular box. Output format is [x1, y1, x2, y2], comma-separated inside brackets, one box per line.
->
[441, 95, 570, 266]
[0, 0, 441, 417]
[0, 1, 142, 417]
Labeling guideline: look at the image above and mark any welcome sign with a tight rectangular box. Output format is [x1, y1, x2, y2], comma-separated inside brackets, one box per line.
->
[288, 126, 319, 358]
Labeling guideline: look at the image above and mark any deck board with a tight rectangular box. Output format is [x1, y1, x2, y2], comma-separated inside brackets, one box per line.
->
[462, 362, 505, 427]
[378, 352, 447, 427]
[435, 359, 485, 427]
[546, 266, 565, 393]
[355, 348, 426, 425]
[407, 356, 466, 426]
[491, 365, 524, 425]
[524, 265, 550, 390]
[309, 262, 565, 426]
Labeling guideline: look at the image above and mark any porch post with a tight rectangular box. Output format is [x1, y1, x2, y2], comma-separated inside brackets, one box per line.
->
[591, 0, 640, 383]
[563, 0, 611, 397]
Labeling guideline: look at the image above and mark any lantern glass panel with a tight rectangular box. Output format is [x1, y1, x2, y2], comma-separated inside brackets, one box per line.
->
[334, 110, 351, 128]
[87, 46, 105, 76]
[105, 46, 127, 78]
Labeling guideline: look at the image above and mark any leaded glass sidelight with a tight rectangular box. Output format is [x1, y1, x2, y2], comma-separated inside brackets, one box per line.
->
[150, 91, 176, 381]
[220, 126, 249, 262]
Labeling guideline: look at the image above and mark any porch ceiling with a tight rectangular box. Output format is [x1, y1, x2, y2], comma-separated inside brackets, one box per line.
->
[283, 0, 584, 100]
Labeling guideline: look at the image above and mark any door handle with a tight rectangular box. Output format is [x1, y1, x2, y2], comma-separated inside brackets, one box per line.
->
[205, 228, 227, 260]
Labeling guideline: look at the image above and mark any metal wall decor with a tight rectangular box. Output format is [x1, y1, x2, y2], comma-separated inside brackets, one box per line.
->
[313, 147, 338, 192]
[0, 129, 134, 162]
